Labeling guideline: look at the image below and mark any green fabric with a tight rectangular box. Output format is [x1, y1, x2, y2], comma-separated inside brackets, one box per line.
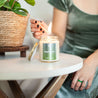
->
[48, 0, 98, 58]
[48, 0, 98, 98]
[48, 0, 70, 12]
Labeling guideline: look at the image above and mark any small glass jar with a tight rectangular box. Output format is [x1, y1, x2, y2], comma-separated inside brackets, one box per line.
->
[39, 36, 59, 63]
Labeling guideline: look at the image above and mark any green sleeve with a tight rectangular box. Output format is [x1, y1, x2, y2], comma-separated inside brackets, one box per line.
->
[48, 0, 69, 13]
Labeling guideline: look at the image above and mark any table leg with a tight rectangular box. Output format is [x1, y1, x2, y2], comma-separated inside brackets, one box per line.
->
[20, 51, 26, 57]
[0, 88, 8, 98]
[36, 74, 68, 98]
[8, 81, 25, 98]
[0, 52, 5, 56]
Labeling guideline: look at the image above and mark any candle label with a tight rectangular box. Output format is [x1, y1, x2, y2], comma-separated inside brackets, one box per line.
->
[43, 43, 56, 60]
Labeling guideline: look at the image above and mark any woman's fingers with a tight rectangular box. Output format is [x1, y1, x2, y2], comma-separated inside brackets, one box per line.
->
[80, 80, 87, 90]
[71, 72, 87, 91]
[30, 19, 48, 30]
[40, 21, 48, 30]
[30, 19, 46, 32]
[31, 24, 39, 28]
[71, 76, 94, 91]
[31, 27, 41, 32]
[30, 19, 42, 24]
[30, 21, 42, 29]
[33, 32, 42, 39]
[33, 32, 42, 36]
[31, 25, 44, 34]
[30, 19, 37, 24]
[34, 36, 41, 40]
[71, 73, 78, 89]
[74, 78, 83, 91]
[71, 75, 94, 91]
[30, 19, 48, 39]
[31, 24, 44, 32]
[86, 76, 94, 89]
[30, 19, 43, 26]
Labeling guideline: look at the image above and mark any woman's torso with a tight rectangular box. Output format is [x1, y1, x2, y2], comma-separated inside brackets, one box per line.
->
[60, 0, 98, 58]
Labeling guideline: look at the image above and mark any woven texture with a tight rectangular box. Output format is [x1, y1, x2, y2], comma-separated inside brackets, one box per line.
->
[0, 11, 29, 47]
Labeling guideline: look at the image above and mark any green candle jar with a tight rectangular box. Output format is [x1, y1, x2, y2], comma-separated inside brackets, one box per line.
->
[39, 36, 59, 63]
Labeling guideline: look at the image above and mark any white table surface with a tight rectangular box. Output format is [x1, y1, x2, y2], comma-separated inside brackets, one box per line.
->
[0, 52, 83, 80]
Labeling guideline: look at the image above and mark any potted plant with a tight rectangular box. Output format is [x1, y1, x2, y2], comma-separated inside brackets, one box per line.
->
[0, 0, 35, 47]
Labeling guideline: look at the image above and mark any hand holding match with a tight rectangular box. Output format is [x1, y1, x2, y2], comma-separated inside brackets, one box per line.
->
[30, 19, 48, 39]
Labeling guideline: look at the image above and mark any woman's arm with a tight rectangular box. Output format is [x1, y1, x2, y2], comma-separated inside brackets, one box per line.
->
[85, 49, 98, 67]
[71, 49, 98, 91]
[52, 8, 68, 47]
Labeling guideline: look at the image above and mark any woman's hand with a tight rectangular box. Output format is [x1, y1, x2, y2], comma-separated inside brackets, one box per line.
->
[30, 19, 48, 39]
[71, 51, 98, 91]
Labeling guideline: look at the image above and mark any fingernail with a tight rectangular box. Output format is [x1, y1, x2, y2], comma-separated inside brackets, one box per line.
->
[37, 24, 39, 28]
[75, 89, 78, 91]
[75, 88, 78, 91]
[71, 86, 73, 89]
[35, 21, 37, 23]
[71, 84, 74, 88]
[42, 31, 45, 33]
[40, 28, 42, 31]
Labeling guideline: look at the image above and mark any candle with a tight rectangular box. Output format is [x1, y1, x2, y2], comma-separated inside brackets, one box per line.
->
[39, 36, 59, 63]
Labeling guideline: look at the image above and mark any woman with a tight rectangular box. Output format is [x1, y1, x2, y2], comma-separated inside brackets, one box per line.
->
[30, 0, 98, 97]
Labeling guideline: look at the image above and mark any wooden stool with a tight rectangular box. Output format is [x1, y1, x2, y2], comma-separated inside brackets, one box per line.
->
[0, 45, 29, 98]
[0, 45, 29, 57]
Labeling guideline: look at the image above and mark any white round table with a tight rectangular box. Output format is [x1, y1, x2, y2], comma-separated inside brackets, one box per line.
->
[0, 52, 83, 80]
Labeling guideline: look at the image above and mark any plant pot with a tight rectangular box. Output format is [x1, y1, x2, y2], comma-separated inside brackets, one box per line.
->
[0, 11, 29, 47]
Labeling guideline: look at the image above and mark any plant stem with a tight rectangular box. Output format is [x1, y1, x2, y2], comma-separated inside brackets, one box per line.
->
[11, 0, 16, 9]
[7, 0, 9, 11]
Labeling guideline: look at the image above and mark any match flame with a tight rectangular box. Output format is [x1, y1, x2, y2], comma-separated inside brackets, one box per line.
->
[48, 22, 52, 35]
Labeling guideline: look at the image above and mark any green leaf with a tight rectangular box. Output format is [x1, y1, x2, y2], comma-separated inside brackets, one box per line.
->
[3, 1, 11, 9]
[9, 0, 14, 7]
[13, 1, 21, 9]
[0, 3, 4, 8]
[13, 8, 28, 16]
[24, 0, 35, 6]
[0, 0, 7, 7]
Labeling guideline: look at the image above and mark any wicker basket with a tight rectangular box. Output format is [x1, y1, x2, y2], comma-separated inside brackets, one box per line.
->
[0, 11, 29, 47]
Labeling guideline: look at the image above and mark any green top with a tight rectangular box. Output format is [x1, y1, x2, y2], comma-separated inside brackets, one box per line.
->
[48, 0, 98, 58]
